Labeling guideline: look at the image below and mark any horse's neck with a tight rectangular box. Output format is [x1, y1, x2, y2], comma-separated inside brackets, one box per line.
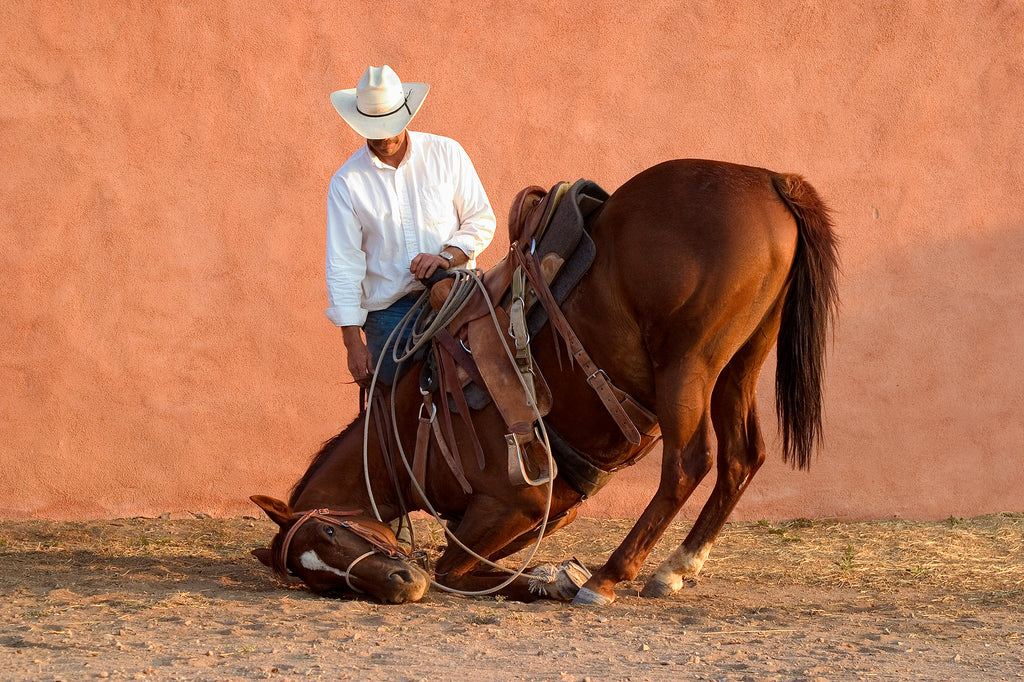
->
[290, 421, 405, 521]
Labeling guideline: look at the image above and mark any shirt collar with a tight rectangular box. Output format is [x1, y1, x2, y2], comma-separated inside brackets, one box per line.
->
[366, 131, 416, 170]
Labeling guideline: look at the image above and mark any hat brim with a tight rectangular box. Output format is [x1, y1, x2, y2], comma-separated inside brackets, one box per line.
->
[330, 83, 430, 139]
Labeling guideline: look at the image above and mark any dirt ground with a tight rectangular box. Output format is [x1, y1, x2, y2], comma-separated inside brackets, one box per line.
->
[1, 513, 1021, 682]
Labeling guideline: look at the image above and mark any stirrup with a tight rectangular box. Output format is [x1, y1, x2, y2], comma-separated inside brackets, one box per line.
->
[506, 429, 556, 487]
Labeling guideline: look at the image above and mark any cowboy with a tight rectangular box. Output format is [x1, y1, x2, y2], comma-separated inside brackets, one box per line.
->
[325, 65, 496, 386]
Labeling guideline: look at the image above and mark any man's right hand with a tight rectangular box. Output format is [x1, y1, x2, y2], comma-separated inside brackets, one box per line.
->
[409, 252, 449, 281]
[342, 327, 374, 388]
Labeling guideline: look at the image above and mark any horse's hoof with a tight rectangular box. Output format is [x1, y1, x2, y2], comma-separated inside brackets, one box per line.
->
[572, 586, 615, 605]
[640, 578, 677, 598]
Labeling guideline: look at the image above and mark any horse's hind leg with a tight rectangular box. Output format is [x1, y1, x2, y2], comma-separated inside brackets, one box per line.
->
[642, 312, 780, 598]
[574, 362, 715, 604]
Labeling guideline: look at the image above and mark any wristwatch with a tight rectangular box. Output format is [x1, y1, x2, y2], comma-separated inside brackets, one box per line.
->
[439, 249, 455, 265]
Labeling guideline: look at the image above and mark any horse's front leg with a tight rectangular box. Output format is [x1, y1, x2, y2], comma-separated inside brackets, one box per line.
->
[575, 389, 714, 605]
[432, 495, 572, 602]
[485, 505, 578, 562]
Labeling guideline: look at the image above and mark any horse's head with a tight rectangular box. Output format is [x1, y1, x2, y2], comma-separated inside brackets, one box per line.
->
[250, 495, 430, 604]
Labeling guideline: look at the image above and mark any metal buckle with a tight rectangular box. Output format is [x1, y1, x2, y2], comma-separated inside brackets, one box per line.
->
[586, 369, 608, 388]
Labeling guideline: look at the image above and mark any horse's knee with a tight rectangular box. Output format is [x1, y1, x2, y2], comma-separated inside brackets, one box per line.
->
[432, 549, 477, 582]
[686, 446, 715, 480]
[719, 448, 764, 493]
[432, 568, 476, 594]
[667, 445, 714, 490]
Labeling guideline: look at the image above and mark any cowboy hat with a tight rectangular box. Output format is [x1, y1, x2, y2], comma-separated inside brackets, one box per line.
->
[330, 65, 429, 139]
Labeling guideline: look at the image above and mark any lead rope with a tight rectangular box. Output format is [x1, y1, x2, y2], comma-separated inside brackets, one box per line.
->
[360, 269, 479, 523]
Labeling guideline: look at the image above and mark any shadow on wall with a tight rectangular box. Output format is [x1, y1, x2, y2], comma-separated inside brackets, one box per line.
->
[581, 223, 1024, 521]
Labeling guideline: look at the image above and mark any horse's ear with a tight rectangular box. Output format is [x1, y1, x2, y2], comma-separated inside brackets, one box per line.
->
[251, 547, 273, 567]
[250, 495, 293, 527]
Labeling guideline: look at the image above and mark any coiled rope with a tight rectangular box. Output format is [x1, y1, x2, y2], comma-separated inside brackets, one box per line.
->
[360, 268, 555, 596]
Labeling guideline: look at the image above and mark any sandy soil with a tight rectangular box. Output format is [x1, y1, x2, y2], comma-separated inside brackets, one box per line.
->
[1, 514, 1022, 681]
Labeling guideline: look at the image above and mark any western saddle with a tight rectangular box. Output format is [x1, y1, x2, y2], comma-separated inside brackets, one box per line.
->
[413, 180, 661, 498]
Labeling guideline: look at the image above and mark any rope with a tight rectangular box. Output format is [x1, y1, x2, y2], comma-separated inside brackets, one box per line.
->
[361, 270, 479, 522]
[361, 267, 557, 596]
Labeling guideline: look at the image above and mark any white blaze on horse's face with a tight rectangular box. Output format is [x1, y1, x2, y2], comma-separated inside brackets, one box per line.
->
[299, 550, 348, 579]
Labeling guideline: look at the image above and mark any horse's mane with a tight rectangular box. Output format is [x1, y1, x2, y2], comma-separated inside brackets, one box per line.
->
[288, 414, 363, 507]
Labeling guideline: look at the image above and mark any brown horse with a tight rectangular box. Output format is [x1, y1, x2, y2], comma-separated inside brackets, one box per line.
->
[252, 158, 839, 604]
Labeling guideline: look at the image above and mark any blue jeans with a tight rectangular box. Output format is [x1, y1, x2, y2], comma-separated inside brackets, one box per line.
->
[363, 294, 421, 384]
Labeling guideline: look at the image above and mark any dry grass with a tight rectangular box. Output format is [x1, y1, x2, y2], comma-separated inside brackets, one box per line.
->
[508, 513, 1024, 599]
[3, 514, 1021, 682]
[701, 513, 1024, 594]
[1, 513, 1022, 600]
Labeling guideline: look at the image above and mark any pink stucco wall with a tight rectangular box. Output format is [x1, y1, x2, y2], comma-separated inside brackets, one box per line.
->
[2, 2, 1022, 520]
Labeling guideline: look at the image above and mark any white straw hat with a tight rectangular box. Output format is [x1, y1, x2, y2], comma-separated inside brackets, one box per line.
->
[330, 65, 429, 139]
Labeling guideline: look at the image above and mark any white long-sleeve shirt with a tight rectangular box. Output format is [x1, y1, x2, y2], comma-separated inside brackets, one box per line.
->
[325, 131, 496, 327]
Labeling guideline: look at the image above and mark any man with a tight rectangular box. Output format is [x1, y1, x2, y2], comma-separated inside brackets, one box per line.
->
[325, 65, 496, 386]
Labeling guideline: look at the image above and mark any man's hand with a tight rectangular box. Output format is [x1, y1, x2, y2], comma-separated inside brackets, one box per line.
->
[411, 247, 468, 281]
[342, 326, 374, 387]
[409, 252, 449, 281]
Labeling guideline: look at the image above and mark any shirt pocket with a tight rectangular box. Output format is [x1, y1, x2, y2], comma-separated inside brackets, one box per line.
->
[421, 181, 456, 231]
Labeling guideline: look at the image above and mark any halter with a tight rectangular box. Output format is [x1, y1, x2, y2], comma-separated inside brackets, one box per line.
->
[273, 508, 411, 594]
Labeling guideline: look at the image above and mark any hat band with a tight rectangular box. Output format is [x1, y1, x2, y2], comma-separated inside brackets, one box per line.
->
[357, 91, 412, 118]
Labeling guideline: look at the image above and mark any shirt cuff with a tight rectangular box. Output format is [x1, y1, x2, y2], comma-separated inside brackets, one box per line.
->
[326, 305, 367, 327]
[444, 237, 478, 261]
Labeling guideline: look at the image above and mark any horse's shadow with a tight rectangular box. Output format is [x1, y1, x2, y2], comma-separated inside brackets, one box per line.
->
[0, 547, 312, 604]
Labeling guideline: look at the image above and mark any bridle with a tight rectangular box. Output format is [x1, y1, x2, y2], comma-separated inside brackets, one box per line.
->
[273, 508, 411, 594]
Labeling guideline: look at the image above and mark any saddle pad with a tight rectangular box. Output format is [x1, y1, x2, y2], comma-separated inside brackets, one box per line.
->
[526, 179, 608, 334]
[537, 179, 607, 258]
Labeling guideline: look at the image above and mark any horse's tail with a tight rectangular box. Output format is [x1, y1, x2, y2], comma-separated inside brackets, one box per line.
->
[771, 174, 840, 470]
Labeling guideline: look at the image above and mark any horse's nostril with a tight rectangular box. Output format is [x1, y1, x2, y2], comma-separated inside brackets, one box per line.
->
[390, 568, 415, 584]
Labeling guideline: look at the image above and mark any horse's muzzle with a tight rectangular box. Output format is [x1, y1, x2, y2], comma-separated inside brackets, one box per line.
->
[379, 563, 430, 604]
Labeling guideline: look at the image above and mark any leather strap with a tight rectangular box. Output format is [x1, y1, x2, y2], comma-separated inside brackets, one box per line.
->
[414, 393, 473, 499]
[513, 245, 646, 445]
[413, 395, 432, 505]
[436, 342, 487, 470]
[431, 411, 474, 494]
[371, 390, 410, 519]
[433, 328, 486, 389]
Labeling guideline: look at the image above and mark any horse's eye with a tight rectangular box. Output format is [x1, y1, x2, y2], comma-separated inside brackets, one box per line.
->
[324, 526, 335, 537]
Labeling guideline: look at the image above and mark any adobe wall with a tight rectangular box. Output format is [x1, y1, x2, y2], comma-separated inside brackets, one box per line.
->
[2, 1, 1022, 520]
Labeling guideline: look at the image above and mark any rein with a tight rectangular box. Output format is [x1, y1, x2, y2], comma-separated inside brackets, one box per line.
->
[347, 249, 650, 598]
[355, 271, 557, 596]
[274, 508, 410, 593]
